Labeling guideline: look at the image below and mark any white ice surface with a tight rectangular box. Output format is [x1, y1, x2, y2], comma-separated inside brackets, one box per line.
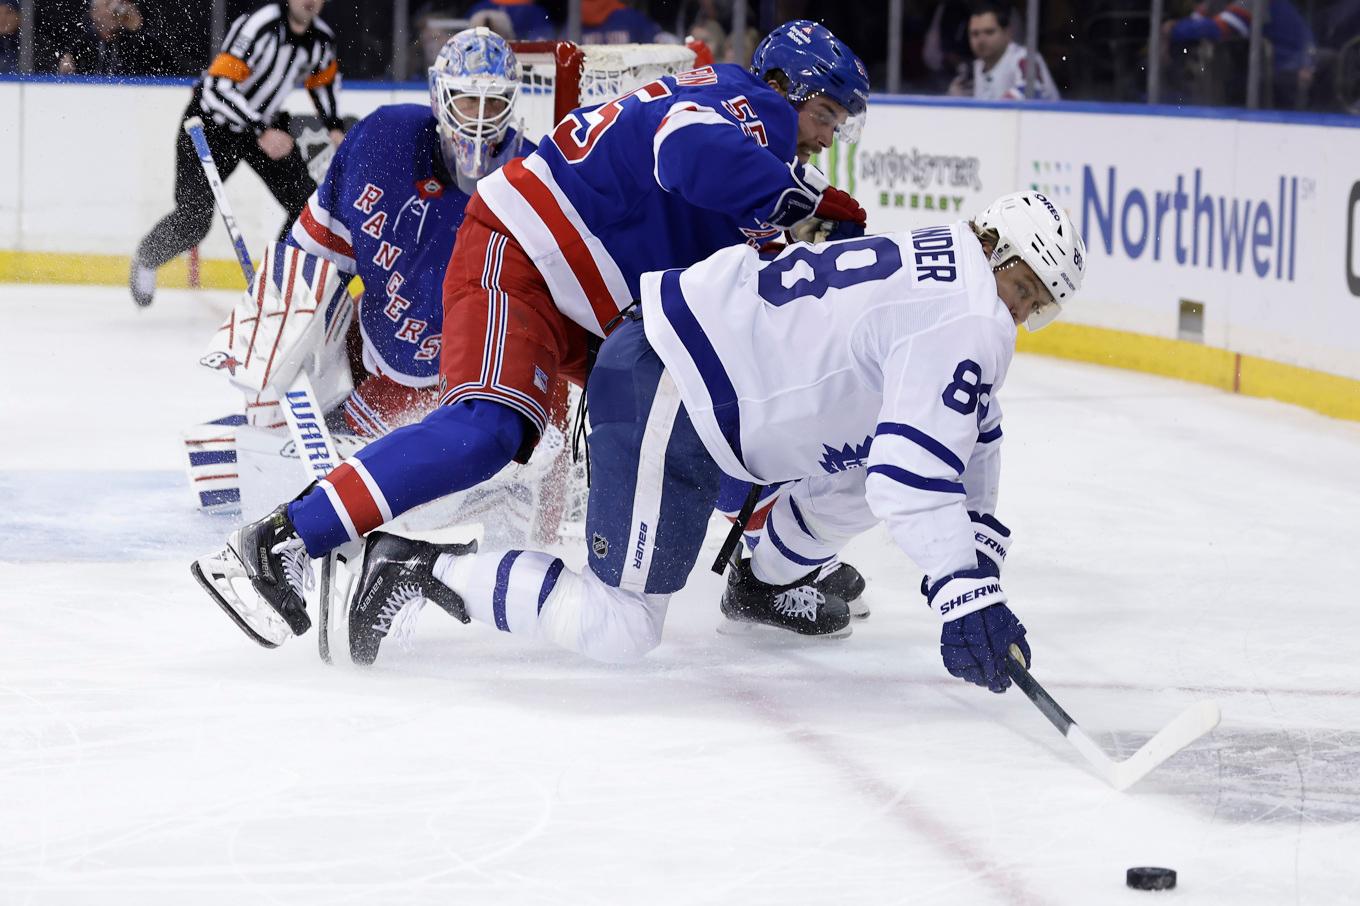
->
[2, 284, 1359, 905]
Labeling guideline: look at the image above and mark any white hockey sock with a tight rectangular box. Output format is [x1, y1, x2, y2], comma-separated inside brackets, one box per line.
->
[433, 549, 564, 635]
[751, 494, 839, 586]
[433, 551, 669, 662]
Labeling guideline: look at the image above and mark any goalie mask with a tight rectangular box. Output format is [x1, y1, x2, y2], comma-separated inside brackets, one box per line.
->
[974, 191, 1086, 331]
[429, 27, 523, 185]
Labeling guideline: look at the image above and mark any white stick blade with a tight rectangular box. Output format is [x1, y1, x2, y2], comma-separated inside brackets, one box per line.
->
[1110, 700, 1221, 791]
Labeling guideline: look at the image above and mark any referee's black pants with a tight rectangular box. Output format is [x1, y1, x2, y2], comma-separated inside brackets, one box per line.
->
[136, 104, 316, 269]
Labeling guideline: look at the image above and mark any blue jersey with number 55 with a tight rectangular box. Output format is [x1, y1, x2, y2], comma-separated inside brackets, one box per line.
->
[641, 223, 1013, 576]
[476, 63, 823, 338]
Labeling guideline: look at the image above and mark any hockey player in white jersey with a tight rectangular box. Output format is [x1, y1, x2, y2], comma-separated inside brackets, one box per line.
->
[341, 191, 1086, 691]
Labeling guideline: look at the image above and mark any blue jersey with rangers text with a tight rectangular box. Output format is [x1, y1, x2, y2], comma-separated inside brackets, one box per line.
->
[290, 103, 533, 387]
[476, 63, 822, 337]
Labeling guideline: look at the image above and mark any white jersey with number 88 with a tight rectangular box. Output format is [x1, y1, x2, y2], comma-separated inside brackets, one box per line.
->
[639, 223, 1015, 580]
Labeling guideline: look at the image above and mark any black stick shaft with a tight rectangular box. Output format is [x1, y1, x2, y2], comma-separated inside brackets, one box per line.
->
[1007, 648, 1077, 736]
[711, 483, 763, 575]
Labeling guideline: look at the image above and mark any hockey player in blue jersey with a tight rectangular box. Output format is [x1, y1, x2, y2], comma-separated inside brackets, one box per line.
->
[191, 20, 873, 654]
[340, 192, 1087, 692]
[290, 26, 534, 437]
[184, 28, 533, 510]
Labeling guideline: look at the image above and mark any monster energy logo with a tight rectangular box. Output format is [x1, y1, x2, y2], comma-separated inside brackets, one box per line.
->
[809, 140, 858, 195]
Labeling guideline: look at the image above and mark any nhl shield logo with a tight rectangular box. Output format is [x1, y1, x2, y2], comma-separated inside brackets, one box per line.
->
[592, 532, 609, 559]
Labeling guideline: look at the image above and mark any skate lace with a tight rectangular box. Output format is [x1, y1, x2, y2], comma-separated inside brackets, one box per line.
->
[272, 537, 314, 596]
[774, 584, 824, 622]
[375, 582, 428, 652]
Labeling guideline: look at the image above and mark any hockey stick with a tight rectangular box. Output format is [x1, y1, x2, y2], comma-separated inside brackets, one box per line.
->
[183, 118, 255, 280]
[1006, 644, 1220, 791]
[712, 482, 763, 575]
[185, 117, 342, 664]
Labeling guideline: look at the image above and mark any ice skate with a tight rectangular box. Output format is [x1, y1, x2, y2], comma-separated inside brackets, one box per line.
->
[129, 254, 157, 308]
[348, 532, 477, 666]
[719, 557, 852, 638]
[817, 560, 869, 619]
[190, 504, 314, 648]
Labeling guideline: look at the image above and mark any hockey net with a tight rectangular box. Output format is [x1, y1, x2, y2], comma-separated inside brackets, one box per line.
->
[510, 41, 698, 142]
[506, 42, 697, 544]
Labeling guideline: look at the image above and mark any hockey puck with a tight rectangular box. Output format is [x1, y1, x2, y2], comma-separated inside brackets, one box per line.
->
[1126, 867, 1177, 891]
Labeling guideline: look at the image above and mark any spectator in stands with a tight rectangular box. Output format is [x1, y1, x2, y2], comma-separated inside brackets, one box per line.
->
[949, 0, 1060, 100]
[0, 0, 19, 75]
[1163, 1, 1317, 108]
[465, 0, 555, 41]
[55, 0, 172, 77]
[581, 0, 678, 45]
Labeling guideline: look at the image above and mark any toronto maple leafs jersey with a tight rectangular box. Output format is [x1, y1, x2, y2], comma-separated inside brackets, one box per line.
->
[476, 63, 821, 338]
[290, 103, 533, 387]
[640, 223, 1012, 580]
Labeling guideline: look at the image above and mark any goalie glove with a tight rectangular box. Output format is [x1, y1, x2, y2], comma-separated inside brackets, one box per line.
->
[200, 242, 353, 397]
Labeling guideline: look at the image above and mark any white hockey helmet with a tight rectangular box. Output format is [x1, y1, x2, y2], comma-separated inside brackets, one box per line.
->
[428, 27, 523, 182]
[974, 191, 1086, 331]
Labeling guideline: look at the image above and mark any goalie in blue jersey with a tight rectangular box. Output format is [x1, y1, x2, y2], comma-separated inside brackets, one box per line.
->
[185, 27, 535, 511]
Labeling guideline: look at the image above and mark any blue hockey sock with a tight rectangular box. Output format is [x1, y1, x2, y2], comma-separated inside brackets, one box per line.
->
[289, 399, 528, 556]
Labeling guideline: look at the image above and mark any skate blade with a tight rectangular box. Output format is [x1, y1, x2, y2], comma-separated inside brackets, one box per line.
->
[716, 618, 853, 640]
[190, 550, 292, 649]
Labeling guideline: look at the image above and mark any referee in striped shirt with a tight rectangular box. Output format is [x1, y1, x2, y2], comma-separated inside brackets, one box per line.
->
[131, 0, 344, 307]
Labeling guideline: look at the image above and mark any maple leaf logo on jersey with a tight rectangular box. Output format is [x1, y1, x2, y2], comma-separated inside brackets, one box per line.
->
[819, 436, 873, 474]
[199, 351, 240, 376]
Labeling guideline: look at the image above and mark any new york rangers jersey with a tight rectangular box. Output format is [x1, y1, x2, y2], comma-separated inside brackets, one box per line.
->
[476, 63, 820, 338]
[290, 103, 533, 387]
[641, 224, 1011, 580]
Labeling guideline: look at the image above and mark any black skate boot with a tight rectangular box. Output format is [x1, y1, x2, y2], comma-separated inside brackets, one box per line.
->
[720, 557, 852, 637]
[817, 560, 869, 619]
[190, 504, 313, 647]
[348, 532, 477, 666]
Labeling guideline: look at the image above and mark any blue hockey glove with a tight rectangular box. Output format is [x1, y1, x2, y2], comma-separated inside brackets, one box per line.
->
[923, 566, 1028, 693]
[939, 602, 1030, 693]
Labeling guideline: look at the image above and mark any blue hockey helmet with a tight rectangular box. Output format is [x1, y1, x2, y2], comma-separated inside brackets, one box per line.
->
[750, 20, 869, 142]
[429, 27, 523, 183]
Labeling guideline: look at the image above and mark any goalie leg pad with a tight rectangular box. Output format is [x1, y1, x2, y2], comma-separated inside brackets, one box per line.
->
[183, 414, 247, 513]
